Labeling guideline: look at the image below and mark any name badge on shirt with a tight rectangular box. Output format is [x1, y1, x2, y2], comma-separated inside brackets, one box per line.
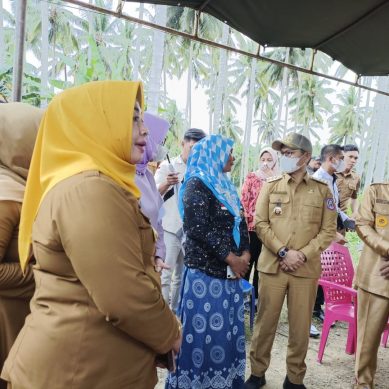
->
[273, 201, 282, 215]
[326, 198, 336, 211]
[376, 215, 388, 228]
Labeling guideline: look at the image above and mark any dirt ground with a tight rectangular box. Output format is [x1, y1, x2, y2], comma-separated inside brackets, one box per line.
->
[155, 314, 389, 389]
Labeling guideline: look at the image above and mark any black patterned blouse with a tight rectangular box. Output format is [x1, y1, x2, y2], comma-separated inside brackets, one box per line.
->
[182, 177, 250, 279]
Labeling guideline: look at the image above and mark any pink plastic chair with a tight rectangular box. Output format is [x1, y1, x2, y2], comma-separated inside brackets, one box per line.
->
[382, 322, 389, 348]
[317, 243, 357, 363]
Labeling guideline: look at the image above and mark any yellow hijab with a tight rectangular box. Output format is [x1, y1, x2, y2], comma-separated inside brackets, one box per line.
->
[19, 80, 144, 270]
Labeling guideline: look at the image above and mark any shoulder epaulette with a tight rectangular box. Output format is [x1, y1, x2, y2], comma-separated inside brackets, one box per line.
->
[267, 175, 283, 183]
[311, 176, 328, 185]
[371, 182, 389, 186]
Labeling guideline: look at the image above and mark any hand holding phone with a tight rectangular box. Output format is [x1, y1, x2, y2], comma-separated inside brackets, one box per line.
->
[166, 165, 179, 185]
[343, 219, 356, 231]
[226, 265, 237, 279]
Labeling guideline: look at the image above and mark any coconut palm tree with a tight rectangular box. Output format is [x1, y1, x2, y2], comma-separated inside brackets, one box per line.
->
[262, 48, 303, 131]
[212, 22, 230, 133]
[0, 0, 14, 100]
[364, 76, 389, 183]
[289, 75, 333, 140]
[356, 77, 374, 181]
[328, 87, 367, 144]
[166, 8, 219, 126]
[0, 0, 5, 70]
[254, 98, 282, 146]
[40, 0, 49, 104]
[147, 4, 167, 113]
[239, 57, 257, 187]
[361, 77, 387, 184]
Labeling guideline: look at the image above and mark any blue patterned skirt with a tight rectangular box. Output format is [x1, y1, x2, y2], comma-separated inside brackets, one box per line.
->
[165, 267, 246, 389]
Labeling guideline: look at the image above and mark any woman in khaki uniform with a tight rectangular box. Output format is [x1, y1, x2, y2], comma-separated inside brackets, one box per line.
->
[0, 103, 42, 389]
[1, 81, 181, 389]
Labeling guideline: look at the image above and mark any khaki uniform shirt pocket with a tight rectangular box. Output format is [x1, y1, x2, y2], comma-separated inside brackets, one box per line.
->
[302, 198, 323, 224]
[269, 193, 290, 220]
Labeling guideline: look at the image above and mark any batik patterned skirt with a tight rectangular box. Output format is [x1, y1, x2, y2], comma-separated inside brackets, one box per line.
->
[165, 267, 246, 389]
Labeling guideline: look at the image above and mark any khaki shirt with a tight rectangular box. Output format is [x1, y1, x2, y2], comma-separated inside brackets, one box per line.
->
[2, 171, 179, 389]
[336, 170, 361, 212]
[355, 183, 389, 298]
[0, 201, 34, 372]
[255, 173, 337, 278]
[154, 156, 186, 234]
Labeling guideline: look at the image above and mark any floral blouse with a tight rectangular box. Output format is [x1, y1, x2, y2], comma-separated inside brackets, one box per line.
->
[241, 172, 265, 231]
[182, 177, 250, 279]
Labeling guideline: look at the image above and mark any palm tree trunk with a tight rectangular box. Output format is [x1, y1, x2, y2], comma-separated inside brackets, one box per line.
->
[283, 74, 290, 135]
[240, 58, 257, 188]
[163, 67, 167, 107]
[0, 0, 4, 70]
[294, 72, 303, 130]
[212, 23, 229, 133]
[87, 0, 94, 67]
[363, 77, 389, 185]
[50, 6, 57, 82]
[256, 101, 265, 153]
[132, 3, 144, 79]
[357, 77, 373, 178]
[147, 5, 167, 114]
[40, 0, 49, 107]
[352, 87, 362, 143]
[277, 48, 289, 131]
[373, 76, 389, 181]
[185, 41, 193, 126]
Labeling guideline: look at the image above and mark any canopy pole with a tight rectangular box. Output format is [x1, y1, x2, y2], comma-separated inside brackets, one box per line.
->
[60, 0, 389, 97]
[12, 0, 27, 102]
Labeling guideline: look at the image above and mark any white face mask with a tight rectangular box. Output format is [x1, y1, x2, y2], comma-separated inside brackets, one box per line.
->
[279, 155, 301, 174]
[154, 144, 168, 162]
[260, 162, 269, 171]
[332, 158, 346, 173]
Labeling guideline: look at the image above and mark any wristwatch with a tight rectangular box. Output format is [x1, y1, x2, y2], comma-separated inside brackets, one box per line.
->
[278, 247, 289, 259]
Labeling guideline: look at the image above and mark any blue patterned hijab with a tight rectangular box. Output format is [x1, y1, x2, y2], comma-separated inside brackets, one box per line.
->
[179, 134, 242, 247]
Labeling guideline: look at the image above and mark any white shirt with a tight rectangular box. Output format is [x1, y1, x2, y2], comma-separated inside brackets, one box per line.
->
[154, 155, 186, 234]
[313, 167, 349, 222]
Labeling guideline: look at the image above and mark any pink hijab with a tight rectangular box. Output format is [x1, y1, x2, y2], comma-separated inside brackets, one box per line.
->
[255, 147, 279, 180]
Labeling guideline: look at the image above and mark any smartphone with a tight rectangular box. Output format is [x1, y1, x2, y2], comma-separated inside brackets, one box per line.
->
[168, 163, 177, 174]
[343, 219, 356, 231]
[226, 265, 237, 279]
[156, 350, 176, 372]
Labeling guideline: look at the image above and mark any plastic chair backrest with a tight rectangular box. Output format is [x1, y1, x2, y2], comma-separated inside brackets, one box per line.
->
[320, 242, 355, 305]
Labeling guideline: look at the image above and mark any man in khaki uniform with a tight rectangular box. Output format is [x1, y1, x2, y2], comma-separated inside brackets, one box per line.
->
[245, 133, 337, 389]
[355, 183, 389, 389]
[336, 144, 361, 215]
